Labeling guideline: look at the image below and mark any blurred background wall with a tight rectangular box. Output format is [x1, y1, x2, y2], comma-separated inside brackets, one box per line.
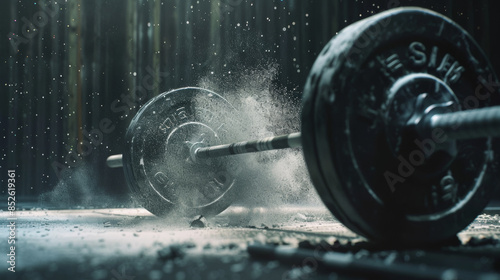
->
[1, 0, 499, 203]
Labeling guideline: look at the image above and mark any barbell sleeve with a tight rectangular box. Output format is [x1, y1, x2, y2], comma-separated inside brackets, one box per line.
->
[106, 154, 123, 168]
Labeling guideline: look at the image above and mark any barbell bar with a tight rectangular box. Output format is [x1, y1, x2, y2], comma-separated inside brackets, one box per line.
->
[107, 132, 302, 168]
[108, 103, 500, 167]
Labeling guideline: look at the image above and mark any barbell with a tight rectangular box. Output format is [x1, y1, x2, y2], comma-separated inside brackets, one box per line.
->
[107, 7, 500, 245]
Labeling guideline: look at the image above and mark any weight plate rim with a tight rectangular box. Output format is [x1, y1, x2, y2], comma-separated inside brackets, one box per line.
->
[302, 17, 371, 237]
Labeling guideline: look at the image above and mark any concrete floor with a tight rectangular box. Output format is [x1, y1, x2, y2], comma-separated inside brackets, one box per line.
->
[2, 205, 500, 280]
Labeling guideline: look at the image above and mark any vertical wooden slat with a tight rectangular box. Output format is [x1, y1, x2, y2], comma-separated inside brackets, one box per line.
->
[152, 0, 161, 97]
[92, 0, 102, 127]
[7, 1, 19, 176]
[67, 0, 83, 153]
[21, 3, 36, 195]
[209, 0, 221, 74]
[47, 0, 62, 182]
[299, 0, 309, 74]
[183, 0, 193, 84]
[173, 0, 181, 88]
[160, 0, 170, 90]
[126, 0, 138, 101]
[136, 0, 147, 100]
[80, 0, 91, 136]
[35, 0, 49, 190]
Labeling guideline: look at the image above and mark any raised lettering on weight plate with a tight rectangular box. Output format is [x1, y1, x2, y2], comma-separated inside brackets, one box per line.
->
[408, 41, 464, 85]
[176, 107, 188, 120]
[159, 107, 189, 133]
[159, 117, 175, 133]
[378, 53, 404, 81]
[385, 54, 404, 74]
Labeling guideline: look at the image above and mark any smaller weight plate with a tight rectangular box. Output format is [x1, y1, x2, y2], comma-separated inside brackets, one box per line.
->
[123, 87, 240, 217]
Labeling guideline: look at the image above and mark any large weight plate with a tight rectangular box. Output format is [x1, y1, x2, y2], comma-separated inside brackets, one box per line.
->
[303, 7, 500, 244]
[124, 87, 239, 217]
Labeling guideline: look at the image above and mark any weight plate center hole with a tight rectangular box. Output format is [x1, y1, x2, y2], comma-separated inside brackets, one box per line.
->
[385, 73, 460, 176]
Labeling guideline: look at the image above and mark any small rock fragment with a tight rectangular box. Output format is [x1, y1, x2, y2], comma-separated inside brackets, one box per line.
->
[190, 215, 206, 228]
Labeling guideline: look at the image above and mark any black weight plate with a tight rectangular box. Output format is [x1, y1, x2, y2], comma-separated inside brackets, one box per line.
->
[123, 87, 239, 217]
[304, 7, 500, 244]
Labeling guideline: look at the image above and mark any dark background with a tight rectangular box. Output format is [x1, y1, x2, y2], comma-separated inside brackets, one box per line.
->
[1, 0, 499, 203]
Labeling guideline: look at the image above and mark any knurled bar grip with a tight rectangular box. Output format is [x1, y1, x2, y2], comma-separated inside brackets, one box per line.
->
[428, 106, 500, 140]
[195, 132, 302, 159]
[106, 132, 302, 168]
